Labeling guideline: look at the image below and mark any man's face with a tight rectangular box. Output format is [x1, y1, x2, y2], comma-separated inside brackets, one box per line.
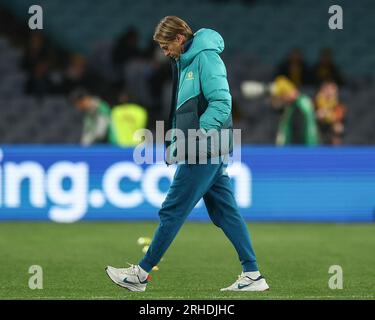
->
[270, 90, 298, 110]
[320, 82, 338, 100]
[159, 35, 185, 59]
[75, 96, 93, 111]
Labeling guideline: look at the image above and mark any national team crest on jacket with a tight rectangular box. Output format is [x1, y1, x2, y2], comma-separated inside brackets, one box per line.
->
[186, 71, 194, 80]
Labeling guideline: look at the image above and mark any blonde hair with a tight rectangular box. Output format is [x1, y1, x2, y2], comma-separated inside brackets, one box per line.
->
[270, 76, 297, 99]
[153, 16, 193, 44]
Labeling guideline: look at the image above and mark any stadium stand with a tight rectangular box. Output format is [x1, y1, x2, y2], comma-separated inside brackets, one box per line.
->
[0, 0, 374, 144]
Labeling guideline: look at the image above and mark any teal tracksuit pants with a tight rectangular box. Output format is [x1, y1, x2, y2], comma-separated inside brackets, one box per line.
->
[139, 160, 258, 273]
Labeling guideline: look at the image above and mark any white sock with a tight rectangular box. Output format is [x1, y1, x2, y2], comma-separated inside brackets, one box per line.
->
[244, 271, 261, 279]
[138, 265, 149, 281]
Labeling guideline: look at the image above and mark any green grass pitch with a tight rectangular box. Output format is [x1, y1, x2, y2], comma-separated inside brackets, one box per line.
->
[0, 221, 374, 300]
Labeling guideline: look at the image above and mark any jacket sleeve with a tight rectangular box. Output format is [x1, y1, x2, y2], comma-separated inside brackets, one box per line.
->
[198, 51, 232, 131]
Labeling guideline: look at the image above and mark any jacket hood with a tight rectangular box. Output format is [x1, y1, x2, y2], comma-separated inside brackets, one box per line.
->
[179, 28, 224, 67]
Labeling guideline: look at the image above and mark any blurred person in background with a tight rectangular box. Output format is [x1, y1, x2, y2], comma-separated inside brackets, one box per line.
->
[112, 26, 142, 68]
[112, 26, 143, 85]
[146, 39, 172, 127]
[25, 59, 52, 97]
[276, 48, 311, 87]
[111, 91, 148, 147]
[312, 48, 343, 86]
[22, 31, 49, 72]
[63, 54, 105, 95]
[315, 81, 346, 145]
[70, 88, 117, 146]
[270, 75, 320, 146]
[25, 54, 65, 97]
[23, 32, 64, 97]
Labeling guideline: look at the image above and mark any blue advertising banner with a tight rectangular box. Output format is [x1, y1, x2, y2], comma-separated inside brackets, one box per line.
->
[0, 145, 374, 222]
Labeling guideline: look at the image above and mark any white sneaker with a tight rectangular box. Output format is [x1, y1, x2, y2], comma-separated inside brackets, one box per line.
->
[221, 273, 269, 292]
[105, 264, 148, 292]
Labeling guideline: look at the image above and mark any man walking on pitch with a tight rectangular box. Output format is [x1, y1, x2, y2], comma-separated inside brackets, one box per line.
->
[105, 16, 269, 292]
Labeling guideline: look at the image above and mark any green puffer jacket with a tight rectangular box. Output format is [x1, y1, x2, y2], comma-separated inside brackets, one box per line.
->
[276, 94, 320, 146]
[167, 28, 233, 164]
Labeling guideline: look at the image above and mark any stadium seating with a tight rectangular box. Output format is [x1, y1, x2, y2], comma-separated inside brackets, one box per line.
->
[1, 0, 375, 77]
[0, 1, 374, 145]
[0, 36, 82, 143]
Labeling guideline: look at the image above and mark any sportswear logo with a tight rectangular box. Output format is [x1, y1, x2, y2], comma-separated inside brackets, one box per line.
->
[123, 277, 137, 285]
[186, 71, 194, 80]
[237, 283, 251, 289]
[247, 275, 263, 281]
[138, 275, 148, 284]
[237, 276, 263, 289]
[123, 276, 148, 285]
